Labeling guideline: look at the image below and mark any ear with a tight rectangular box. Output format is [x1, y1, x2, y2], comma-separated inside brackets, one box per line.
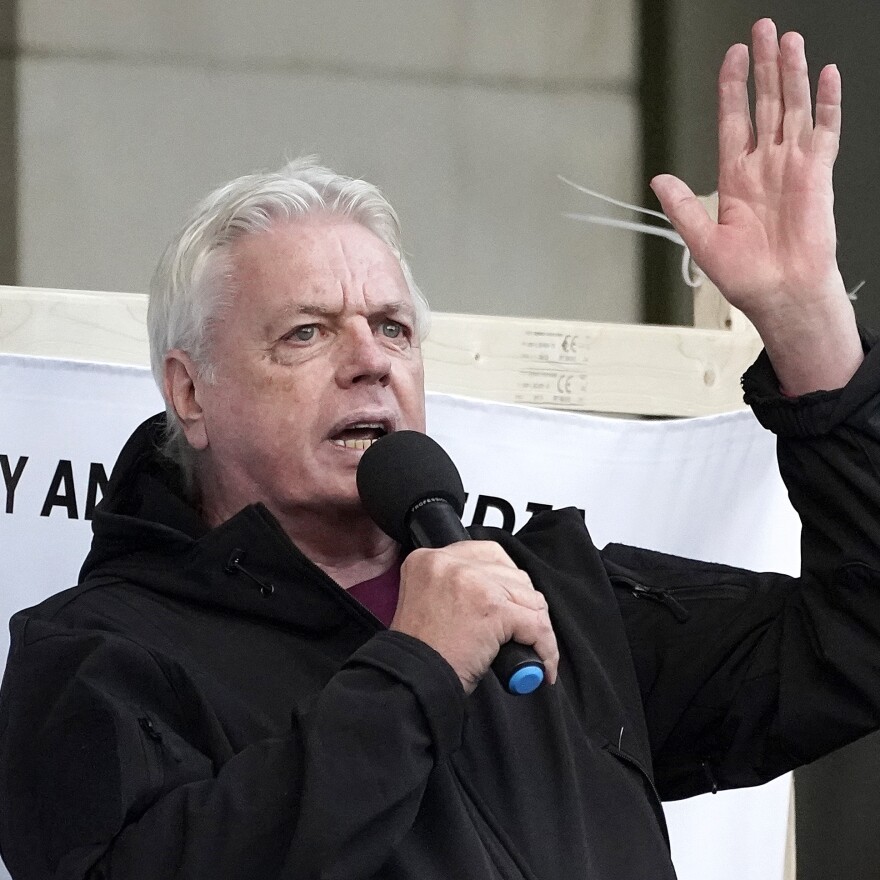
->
[164, 350, 209, 451]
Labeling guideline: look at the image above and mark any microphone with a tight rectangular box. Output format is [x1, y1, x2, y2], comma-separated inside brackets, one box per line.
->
[356, 430, 545, 695]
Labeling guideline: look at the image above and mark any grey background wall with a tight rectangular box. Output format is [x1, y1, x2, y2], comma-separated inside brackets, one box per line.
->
[2, 0, 642, 326]
[0, 1, 15, 285]
[3, 1, 877, 334]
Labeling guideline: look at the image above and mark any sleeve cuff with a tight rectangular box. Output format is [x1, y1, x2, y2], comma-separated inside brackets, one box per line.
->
[344, 630, 466, 759]
[742, 325, 880, 437]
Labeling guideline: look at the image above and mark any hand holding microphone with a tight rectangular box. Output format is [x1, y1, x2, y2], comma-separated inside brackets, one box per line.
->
[357, 431, 557, 695]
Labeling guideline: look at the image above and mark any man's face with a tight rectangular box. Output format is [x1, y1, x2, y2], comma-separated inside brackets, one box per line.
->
[182, 216, 426, 523]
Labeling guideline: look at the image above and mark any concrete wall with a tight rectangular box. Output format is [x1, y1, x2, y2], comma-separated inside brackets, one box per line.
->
[10, 0, 642, 325]
[0, 1, 16, 287]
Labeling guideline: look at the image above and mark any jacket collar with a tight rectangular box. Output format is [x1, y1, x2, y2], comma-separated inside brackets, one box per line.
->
[80, 414, 379, 635]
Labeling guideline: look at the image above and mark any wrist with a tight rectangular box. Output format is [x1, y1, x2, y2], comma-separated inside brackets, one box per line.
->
[751, 284, 862, 395]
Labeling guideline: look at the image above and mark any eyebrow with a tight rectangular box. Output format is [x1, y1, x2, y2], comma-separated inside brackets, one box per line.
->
[287, 300, 416, 321]
[290, 304, 337, 318]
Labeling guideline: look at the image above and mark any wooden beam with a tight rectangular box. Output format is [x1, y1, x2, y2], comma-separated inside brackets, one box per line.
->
[0, 285, 762, 417]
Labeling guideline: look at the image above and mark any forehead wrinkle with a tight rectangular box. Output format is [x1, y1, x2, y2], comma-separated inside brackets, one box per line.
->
[278, 296, 414, 322]
[333, 219, 409, 300]
[289, 302, 341, 317]
[233, 219, 412, 331]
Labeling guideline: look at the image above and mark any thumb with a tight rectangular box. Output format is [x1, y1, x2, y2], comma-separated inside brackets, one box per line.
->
[650, 174, 714, 262]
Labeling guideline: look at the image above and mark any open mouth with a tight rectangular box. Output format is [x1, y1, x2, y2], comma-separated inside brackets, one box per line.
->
[329, 422, 389, 450]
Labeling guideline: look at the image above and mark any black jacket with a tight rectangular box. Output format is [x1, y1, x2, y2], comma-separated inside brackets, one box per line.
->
[2, 341, 880, 880]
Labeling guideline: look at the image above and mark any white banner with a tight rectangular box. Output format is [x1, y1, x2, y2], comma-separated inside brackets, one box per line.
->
[0, 353, 797, 880]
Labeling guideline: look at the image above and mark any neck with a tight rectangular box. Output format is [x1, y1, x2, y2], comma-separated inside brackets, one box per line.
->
[281, 507, 401, 588]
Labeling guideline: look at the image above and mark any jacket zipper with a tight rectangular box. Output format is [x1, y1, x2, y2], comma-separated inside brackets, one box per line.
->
[611, 576, 691, 622]
[613, 575, 754, 622]
[603, 741, 671, 848]
[138, 715, 162, 743]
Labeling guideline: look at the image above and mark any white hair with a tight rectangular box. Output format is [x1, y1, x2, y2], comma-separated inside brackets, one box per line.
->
[147, 157, 430, 482]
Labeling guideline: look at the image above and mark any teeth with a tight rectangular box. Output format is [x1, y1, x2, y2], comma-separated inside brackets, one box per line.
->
[331, 437, 379, 450]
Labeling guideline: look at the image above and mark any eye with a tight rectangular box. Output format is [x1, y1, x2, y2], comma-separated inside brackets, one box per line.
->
[380, 320, 403, 339]
[288, 325, 318, 343]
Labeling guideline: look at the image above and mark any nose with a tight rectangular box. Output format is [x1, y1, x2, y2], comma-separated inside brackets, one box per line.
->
[336, 321, 392, 388]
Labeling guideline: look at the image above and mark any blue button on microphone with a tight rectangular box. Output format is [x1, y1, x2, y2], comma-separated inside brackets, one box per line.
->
[508, 665, 545, 695]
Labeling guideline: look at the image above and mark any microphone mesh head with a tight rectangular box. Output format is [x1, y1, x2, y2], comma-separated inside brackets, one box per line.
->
[356, 431, 466, 544]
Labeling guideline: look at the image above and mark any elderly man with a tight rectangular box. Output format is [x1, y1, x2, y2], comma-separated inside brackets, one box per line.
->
[2, 18, 880, 880]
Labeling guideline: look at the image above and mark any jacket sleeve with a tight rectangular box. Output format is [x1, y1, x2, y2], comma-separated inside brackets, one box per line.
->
[604, 327, 880, 800]
[0, 621, 464, 880]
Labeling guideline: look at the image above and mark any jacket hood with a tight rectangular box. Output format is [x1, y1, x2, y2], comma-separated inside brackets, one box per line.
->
[81, 414, 207, 573]
[79, 414, 371, 634]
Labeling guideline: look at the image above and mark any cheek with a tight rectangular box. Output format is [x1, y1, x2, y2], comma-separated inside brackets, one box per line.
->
[400, 361, 427, 428]
[203, 369, 299, 443]
[248, 370, 327, 447]
[228, 361, 311, 412]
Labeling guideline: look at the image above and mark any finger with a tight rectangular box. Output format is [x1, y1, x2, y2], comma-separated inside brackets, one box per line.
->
[650, 174, 714, 263]
[501, 574, 547, 611]
[752, 18, 783, 146]
[438, 540, 519, 570]
[718, 43, 755, 169]
[813, 63, 842, 166]
[780, 31, 813, 145]
[505, 603, 560, 684]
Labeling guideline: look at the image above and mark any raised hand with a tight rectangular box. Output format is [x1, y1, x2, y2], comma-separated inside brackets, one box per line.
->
[651, 18, 862, 395]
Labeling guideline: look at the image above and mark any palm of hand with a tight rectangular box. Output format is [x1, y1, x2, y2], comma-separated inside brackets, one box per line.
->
[708, 149, 838, 316]
[653, 21, 844, 325]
